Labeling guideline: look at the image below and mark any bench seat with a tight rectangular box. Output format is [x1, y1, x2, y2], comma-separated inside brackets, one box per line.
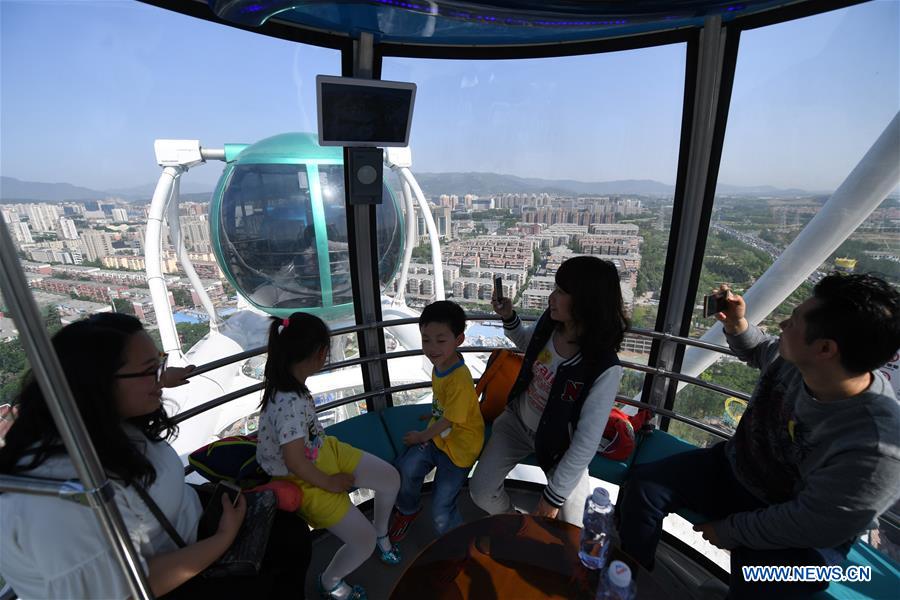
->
[324, 410, 396, 464]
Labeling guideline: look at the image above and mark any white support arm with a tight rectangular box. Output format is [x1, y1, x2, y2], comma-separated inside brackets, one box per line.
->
[680, 111, 900, 381]
[393, 175, 418, 305]
[146, 166, 183, 357]
[397, 167, 445, 300]
[166, 177, 221, 333]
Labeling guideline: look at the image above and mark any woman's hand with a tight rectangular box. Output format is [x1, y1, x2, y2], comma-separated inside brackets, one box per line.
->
[215, 492, 247, 545]
[160, 365, 195, 388]
[532, 496, 559, 519]
[324, 473, 355, 493]
[492, 295, 513, 320]
[403, 430, 425, 446]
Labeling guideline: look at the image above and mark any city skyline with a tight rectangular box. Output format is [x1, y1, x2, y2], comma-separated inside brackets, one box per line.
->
[1, 1, 897, 192]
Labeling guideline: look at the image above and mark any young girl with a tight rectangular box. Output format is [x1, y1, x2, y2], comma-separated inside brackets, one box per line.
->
[255, 312, 401, 600]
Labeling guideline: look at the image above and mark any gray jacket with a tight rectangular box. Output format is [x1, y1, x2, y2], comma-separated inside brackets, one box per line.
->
[714, 325, 900, 551]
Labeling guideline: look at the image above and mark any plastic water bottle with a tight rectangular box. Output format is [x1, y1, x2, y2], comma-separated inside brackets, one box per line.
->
[579, 487, 614, 570]
[596, 560, 636, 600]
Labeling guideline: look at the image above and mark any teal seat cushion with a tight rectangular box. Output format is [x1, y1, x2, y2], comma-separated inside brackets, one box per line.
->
[630, 430, 709, 523]
[324, 411, 396, 464]
[631, 429, 698, 466]
[380, 404, 432, 457]
[814, 540, 900, 599]
[589, 455, 630, 485]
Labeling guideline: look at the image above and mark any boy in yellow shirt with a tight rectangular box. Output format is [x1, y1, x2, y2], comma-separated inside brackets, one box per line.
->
[389, 300, 485, 540]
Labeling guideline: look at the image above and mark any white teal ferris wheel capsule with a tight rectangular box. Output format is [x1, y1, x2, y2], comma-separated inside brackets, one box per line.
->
[209, 132, 404, 320]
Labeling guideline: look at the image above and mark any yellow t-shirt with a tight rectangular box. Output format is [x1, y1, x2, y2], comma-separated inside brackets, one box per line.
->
[430, 358, 485, 468]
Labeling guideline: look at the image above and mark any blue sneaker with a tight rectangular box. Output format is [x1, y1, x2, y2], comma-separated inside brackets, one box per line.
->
[376, 535, 402, 565]
[318, 574, 367, 600]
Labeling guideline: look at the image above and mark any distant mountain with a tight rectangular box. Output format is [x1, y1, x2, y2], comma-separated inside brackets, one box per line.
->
[715, 183, 824, 197]
[409, 172, 677, 197]
[106, 180, 216, 200]
[1, 176, 215, 203]
[4, 173, 824, 204]
[0, 176, 106, 202]
[407, 172, 819, 198]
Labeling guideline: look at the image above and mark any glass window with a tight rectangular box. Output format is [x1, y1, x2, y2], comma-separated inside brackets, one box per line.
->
[673, 0, 900, 448]
[318, 165, 403, 308]
[382, 45, 687, 400]
[219, 164, 321, 309]
[0, 2, 359, 439]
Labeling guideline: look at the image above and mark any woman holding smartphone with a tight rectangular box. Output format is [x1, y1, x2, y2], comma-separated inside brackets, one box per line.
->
[0, 313, 311, 599]
[470, 256, 628, 525]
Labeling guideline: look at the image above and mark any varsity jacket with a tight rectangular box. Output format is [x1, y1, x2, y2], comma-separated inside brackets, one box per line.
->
[503, 310, 621, 508]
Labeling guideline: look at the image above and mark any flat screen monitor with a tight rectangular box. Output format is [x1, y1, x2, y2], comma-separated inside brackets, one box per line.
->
[316, 75, 416, 147]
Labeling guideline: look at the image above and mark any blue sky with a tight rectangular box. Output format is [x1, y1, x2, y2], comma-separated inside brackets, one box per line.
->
[1, 0, 897, 192]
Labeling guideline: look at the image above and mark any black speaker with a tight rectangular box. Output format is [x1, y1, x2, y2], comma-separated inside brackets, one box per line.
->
[347, 147, 383, 205]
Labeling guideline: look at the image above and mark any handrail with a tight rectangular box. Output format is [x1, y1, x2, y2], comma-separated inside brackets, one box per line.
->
[172, 345, 746, 437]
[0, 474, 115, 506]
[620, 360, 751, 402]
[183, 315, 737, 379]
[172, 382, 264, 425]
[613, 395, 733, 440]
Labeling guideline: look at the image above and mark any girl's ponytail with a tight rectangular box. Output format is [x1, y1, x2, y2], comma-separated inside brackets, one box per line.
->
[260, 312, 331, 410]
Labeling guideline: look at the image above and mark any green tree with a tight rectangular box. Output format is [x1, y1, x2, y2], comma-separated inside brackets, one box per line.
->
[411, 244, 432, 262]
[44, 306, 62, 335]
[112, 298, 134, 315]
[0, 339, 28, 405]
[177, 322, 209, 351]
[171, 288, 194, 307]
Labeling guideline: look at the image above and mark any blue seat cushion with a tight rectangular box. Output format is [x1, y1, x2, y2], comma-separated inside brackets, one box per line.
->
[324, 410, 396, 464]
[380, 404, 433, 457]
[814, 540, 900, 599]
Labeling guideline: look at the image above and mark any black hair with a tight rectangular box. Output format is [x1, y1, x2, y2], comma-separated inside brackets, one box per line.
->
[260, 311, 331, 410]
[555, 256, 629, 357]
[804, 273, 900, 374]
[0, 313, 176, 487]
[419, 300, 466, 337]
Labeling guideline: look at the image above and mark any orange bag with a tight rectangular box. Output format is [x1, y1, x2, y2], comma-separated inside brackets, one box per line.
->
[475, 349, 524, 423]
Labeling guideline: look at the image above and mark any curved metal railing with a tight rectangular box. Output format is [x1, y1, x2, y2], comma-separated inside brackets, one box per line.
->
[173, 315, 746, 441]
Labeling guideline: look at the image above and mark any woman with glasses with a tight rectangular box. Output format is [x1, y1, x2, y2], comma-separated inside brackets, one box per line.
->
[0, 313, 312, 599]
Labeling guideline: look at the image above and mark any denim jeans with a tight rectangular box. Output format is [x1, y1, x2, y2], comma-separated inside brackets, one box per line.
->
[616, 442, 852, 599]
[394, 440, 469, 535]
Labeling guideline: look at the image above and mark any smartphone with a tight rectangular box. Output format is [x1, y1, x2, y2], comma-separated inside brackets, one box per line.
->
[494, 276, 503, 301]
[197, 481, 241, 539]
[702, 291, 728, 318]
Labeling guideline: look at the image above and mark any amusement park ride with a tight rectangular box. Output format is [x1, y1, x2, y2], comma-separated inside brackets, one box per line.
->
[0, 0, 898, 599]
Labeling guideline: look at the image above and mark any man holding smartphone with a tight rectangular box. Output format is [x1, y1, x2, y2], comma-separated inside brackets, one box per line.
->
[617, 273, 900, 599]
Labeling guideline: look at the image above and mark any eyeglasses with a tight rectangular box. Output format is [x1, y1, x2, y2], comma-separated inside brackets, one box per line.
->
[114, 352, 168, 384]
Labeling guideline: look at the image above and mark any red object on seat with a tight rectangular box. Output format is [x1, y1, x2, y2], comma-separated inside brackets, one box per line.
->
[246, 480, 303, 512]
[599, 408, 652, 461]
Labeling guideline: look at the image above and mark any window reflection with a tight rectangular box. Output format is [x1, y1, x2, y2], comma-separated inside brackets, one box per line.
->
[220, 164, 320, 309]
[218, 163, 404, 313]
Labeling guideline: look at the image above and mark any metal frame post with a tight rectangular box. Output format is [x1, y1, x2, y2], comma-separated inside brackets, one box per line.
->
[344, 32, 392, 411]
[647, 16, 732, 413]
